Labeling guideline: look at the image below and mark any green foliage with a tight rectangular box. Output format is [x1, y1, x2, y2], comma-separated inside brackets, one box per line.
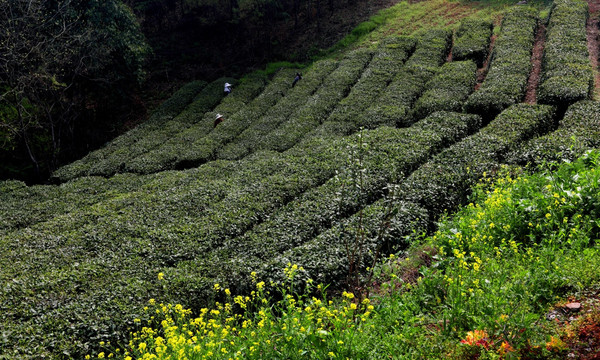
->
[364, 29, 452, 129]
[217, 59, 339, 161]
[452, 19, 494, 67]
[401, 104, 555, 220]
[537, 0, 593, 107]
[52, 78, 223, 181]
[464, 6, 538, 120]
[93, 152, 600, 359]
[0, 0, 150, 179]
[412, 61, 477, 119]
[258, 49, 373, 153]
[509, 100, 600, 166]
[170, 69, 294, 168]
[405, 28, 453, 77]
[320, 36, 416, 133]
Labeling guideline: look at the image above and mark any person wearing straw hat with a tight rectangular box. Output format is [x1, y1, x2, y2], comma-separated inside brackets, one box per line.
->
[224, 82, 232, 96]
[214, 113, 225, 128]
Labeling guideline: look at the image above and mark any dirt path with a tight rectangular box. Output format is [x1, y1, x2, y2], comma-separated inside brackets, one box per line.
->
[474, 35, 496, 91]
[587, 0, 600, 99]
[524, 24, 546, 104]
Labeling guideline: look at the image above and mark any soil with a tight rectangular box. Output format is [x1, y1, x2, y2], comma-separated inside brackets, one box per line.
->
[474, 34, 496, 91]
[548, 289, 600, 359]
[524, 24, 546, 104]
[587, 0, 600, 98]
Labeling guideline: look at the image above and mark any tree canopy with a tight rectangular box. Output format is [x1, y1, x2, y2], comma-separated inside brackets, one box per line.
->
[0, 0, 149, 181]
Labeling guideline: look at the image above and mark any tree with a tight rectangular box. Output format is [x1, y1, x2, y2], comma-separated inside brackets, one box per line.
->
[0, 0, 149, 180]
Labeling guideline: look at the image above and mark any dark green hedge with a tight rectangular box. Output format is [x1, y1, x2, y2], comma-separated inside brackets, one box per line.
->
[508, 100, 600, 165]
[320, 36, 417, 134]
[253, 49, 374, 153]
[453, 19, 494, 67]
[412, 60, 477, 119]
[537, 0, 593, 107]
[217, 59, 339, 161]
[362, 29, 453, 129]
[464, 7, 537, 120]
[51, 79, 216, 182]
[401, 104, 555, 220]
[126, 69, 296, 174]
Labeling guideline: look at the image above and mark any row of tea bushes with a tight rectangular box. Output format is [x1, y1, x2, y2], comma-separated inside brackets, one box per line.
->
[255, 49, 374, 153]
[452, 19, 494, 67]
[0, 103, 553, 358]
[218, 112, 481, 263]
[405, 29, 453, 76]
[217, 59, 339, 161]
[358, 29, 453, 130]
[509, 101, 600, 166]
[401, 104, 556, 222]
[537, 0, 593, 107]
[155, 111, 482, 305]
[318, 36, 417, 135]
[51, 79, 227, 182]
[126, 69, 297, 173]
[0, 175, 149, 234]
[464, 7, 538, 120]
[260, 104, 556, 288]
[412, 60, 477, 119]
[86, 73, 268, 177]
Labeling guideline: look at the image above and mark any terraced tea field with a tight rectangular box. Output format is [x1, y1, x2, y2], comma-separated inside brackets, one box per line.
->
[2, 0, 600, 358]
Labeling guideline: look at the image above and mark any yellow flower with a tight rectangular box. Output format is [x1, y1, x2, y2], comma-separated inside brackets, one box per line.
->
[157, 272, 164, 281]
[225, 288, 231, 296]
[214, 283, 221, 291]
[98, 353, 105, 359]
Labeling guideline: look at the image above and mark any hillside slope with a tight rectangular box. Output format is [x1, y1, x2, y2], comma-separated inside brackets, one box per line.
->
[2, 0, 600, 358]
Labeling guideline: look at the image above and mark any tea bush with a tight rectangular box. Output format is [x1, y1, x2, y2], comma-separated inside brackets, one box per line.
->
[217, 59, 339, 161]
[95, 73, 267, 176]
[405, 28, 453, 76]
[256, 49, 373, 153]
[321, 36, 416, 135]
[537, 0, 593, 107]
[363, 29, 452, 129]
[509, 100, 600, 165]
[412, 60, 477, 119]
[453, 18, 494, 67]
[401, 104, 555, 221]
[219, 112, 481, 263]
[464, 7, 537, 120]
[51, 79, 214, 182]
[127, 69, 295, 173]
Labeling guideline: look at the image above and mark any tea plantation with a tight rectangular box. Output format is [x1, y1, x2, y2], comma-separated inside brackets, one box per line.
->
[2, 0, 600, 358]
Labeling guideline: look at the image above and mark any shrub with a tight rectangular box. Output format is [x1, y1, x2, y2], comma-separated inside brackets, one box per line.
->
[405, 28, 453, 76]
[219, 112, 481, 267]
[217, 59, 339, 161]
[363, 29, 453, 129]
[453, 19, 494, 67]
[257, 49, 373, 153]
[509, 100, 600, 165]
[401, 104, 555, 221]
[322, 36, 416, 135]
[412, 61, 477, 119]
[464, 7, 537, 120]
[537, 0, 592, 107]
[51, 80, 211, 182]
[127, 69, 294, 173]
